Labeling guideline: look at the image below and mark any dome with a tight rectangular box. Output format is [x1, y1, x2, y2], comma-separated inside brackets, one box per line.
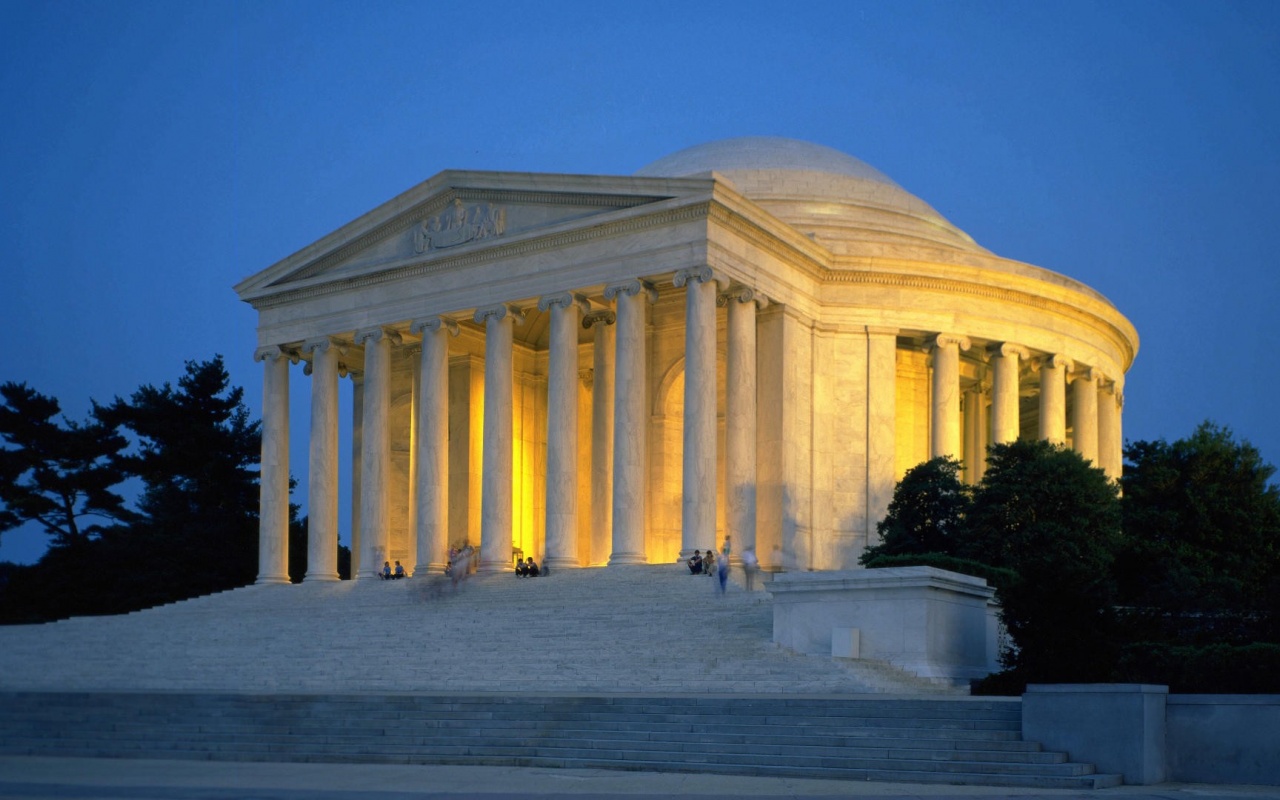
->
[635, 137, 901, 187]
[636, 136, 986, 255]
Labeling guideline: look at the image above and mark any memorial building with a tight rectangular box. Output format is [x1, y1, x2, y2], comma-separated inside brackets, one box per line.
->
[235, 137, 1138, 583]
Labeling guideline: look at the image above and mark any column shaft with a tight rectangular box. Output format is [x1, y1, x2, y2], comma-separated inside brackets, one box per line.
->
[1098, 382, 1120, 480]
[1039, 355, 1070, 444]
[255, 346, 291, 585]
[679, 268, 718, 558]
[587, 312, 615, 566]
[304, 339, 340, 582]
[412, 317, 455, 574]
[866, 326, 898, 540]
[725, 289, 758, 560]
[991, 343, 1027, 444]
[930, 334, 969, 460]
[477, 305, 518, 572]
[349, 375, 364, 578]
[541, 293, 585, 569]
[1072, 368, 1099, 463]
[607, 280, 651, 564]
[356, 328, 394, 579]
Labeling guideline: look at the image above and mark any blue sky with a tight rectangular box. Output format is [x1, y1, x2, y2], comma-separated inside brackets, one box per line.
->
[2, 0, 1278, 564]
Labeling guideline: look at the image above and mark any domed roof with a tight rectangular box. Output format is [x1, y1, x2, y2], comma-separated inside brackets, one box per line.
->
[635, 137, 901, 187]
[635, 137, 985, 255]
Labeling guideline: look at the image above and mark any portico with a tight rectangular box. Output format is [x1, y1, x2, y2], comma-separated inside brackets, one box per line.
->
[236, 137, 1137, 581]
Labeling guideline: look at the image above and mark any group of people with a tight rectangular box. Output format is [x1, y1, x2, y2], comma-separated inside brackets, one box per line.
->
[514, 556, 541, 577]
[686, 536, 761, 592]
[380, 560, 407, 579]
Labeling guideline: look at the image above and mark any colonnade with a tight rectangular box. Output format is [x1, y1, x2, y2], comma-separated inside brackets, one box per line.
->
[254, 292, 1123, 586]
[254, 268, 767, 584]
[930, 334, 1124, 482]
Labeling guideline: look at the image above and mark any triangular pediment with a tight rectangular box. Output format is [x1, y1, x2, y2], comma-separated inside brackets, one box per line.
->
[235, 170, 716, 303]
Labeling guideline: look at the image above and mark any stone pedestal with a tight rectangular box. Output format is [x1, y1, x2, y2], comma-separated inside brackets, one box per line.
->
[769, 566, 998, 684]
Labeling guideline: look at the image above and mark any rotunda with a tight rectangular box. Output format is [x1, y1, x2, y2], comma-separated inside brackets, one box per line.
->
[237, 136, 1138, 580]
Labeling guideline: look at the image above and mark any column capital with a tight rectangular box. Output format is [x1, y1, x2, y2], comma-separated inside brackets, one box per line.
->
[717, 284, 769, 309]
[1070, 365, 1098, 383]
[673, 265, 724, 289]
[931, 333, 971, 352]
[353, 326, 403, 347]
[474, 303, 526, 326]
[604, 279, 657, 303]
[583, 309, 616, 329]
[990, 342, 1030, 360]
[537, 291, 589, 314]
[1036, 353, 1073, 372]
[253, 344, 299, 364]
[409, 316, 460, 337]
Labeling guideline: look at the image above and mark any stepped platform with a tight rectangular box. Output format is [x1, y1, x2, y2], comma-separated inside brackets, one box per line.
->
[0, 564, 1123, 788]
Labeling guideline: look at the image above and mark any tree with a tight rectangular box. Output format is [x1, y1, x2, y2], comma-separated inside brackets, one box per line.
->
[0, 382, 132, 548]
[1119, 422, 1280, 619]
[859, 457, 971, 564]
[100, 356, 263, 601]
[964, 439, 1123, 682]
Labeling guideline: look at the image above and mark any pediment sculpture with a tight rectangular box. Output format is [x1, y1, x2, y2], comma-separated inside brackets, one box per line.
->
[414, 198, 507, 253]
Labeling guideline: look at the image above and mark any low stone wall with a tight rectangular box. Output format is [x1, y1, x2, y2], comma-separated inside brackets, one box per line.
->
[1166, 694, 1280, 785]
[1022, 684, 1280, 786]
[767, 566, 999, 684]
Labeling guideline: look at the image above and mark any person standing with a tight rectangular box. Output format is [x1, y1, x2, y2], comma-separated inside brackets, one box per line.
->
[717, 537, 730, 594]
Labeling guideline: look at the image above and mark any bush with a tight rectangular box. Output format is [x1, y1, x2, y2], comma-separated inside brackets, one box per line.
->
[1114, 642, 1280, 693]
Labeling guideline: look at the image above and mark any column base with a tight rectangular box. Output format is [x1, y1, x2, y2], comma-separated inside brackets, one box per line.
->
[608, 552, 647, 566]
[255, 575, 291, 585]
[543, 556, 580, 570]
[413, 562, 449, 575]
[478, 560, 513, 574]
[302, 572, 341, 583]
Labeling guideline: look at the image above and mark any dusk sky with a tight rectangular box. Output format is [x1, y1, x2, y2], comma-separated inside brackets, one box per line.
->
[2, 1, 1278, 565]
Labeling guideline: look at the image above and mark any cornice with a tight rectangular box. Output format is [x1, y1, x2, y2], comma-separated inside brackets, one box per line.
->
[824, 269, 1137, 368]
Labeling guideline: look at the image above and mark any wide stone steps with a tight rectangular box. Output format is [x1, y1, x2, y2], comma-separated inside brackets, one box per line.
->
[0, 692, 1122, 789]
[0, 565, 951, 695]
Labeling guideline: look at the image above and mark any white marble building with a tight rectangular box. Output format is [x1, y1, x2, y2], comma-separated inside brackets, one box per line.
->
[235, 137, 1138, 583]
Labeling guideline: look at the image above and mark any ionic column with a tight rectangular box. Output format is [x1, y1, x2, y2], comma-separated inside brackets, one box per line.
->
[1098, 378, 1120, 480]
[721, 285, 763, 561]
[354, 326, 398, 579]
[676, 267, 719, 558]
[1038, 354, 1071, 444]
[303, 338, 341, 582]
[540, 292, 588, 570]
[254, 345, 292, 585]
[930, 334, 970, 460]
[991, 343, 1029, 444]
[963, 379, 986, 484]
[605, 279, 656, 565]
[410, 316, 458, 574]
[475, 303, 524, 572]
[584, 310, 615, 566]
[1072, 366, 1099, 464]
[349, 372, 364, 578]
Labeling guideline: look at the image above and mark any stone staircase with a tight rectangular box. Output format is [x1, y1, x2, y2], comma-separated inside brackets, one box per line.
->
[0, 564, 1124, 788]
[0, 692, 1121, 789]
[0, 565, 947, 694]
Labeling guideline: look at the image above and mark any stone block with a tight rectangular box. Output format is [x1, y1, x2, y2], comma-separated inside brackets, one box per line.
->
[769, 566, 997, 684]
[1022, 684, 1166, 785]
[831, 627, 860, 658]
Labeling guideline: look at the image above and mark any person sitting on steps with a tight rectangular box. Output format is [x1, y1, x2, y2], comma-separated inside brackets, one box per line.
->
[687, 550, 703, 574]
[702, 549, 716, 576]
[393, 561, 406, 579]
[524, 557, 540, 577]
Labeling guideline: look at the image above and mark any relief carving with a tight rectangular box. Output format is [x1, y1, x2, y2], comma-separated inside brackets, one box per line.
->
[414, 199, 507, 253]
